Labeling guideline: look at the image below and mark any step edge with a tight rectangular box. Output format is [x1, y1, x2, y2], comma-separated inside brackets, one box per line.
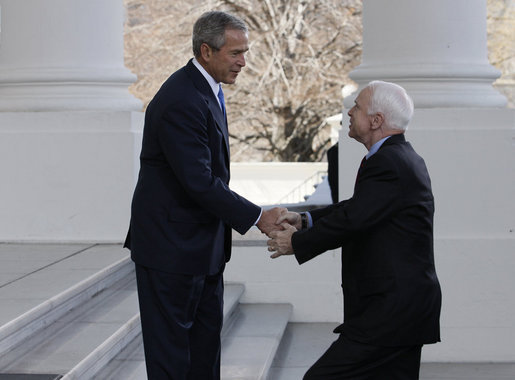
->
[223, 283, 245, 326]
[61, 313, 141, 380]
[261, 305, 292, 380]
[221, 303, 292, 380]
[0, 256, 133, 356]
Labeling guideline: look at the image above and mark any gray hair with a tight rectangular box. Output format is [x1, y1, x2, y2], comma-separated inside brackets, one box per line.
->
[192, 11, 248, 57]
[365, 81, 414, 131]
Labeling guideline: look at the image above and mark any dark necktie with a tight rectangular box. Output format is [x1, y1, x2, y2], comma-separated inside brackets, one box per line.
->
[355, 156, 367, 185]
[217, 85, 226, 118]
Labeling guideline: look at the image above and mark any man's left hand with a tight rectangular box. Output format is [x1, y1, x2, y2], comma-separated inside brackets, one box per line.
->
[267, 223, 297, 258]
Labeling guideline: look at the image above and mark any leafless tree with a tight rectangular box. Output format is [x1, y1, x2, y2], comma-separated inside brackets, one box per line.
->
[124, 0, 512, 161]
[124, 0, 362, 161]
[218, 0, 362, 161]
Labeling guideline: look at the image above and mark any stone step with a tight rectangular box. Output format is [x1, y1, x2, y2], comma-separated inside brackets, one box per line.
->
[97, 302, 292, 380]
[93, 333, 147, 380]
[0, 244, 136, 379]
[95, 282, 246, 379]
[0, 243, 292, 379]
[222, 282, 245, 336]
[0, 269, 138, 376]
[0, 274, 247, 379]
[0, 244, 132, 358]
[221, 303, 292, 380]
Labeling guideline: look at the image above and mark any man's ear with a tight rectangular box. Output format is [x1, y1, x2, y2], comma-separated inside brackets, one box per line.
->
[370, 112, 385, 130]
[200, 43, 213, 62]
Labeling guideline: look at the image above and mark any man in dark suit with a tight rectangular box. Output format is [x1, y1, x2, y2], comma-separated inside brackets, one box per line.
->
[124, 11, 285, 379]
[268, 81, 441, 379]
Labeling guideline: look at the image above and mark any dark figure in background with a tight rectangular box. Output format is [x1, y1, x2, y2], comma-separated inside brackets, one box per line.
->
[268, 81, 441, 380]
[124, 11, 284, 379]
[327, 142, 339, 203]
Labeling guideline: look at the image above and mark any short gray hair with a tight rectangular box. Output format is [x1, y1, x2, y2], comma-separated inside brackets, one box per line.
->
[365, 81, 414, 131]
[192, 11, 248, 57]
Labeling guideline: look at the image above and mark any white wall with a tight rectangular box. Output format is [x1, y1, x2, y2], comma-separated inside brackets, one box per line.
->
[226, 235, 342, 323]
[230, 162, 328, 205]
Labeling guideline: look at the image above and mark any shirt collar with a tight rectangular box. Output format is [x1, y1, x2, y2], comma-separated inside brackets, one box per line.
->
[366, 136, 391, 159]
[192, 58, 221, 104]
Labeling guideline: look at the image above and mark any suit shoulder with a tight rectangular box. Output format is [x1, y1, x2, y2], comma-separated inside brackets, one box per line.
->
[155, 67, 192, 97]
[378, 137, 420, 160]
[149, 67, 207, 111]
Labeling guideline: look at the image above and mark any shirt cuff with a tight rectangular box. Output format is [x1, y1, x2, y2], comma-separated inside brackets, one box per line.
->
[301, 211, 313, 229]
[306, 211, 313, 228]
[254, 208, 263, 226]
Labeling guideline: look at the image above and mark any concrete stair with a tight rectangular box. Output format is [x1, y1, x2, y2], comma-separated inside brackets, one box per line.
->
[0, 244, 292, 379]
[221, 303, 292, 380]
[97, 288, 292, 380]
[0, 250, 138, 379]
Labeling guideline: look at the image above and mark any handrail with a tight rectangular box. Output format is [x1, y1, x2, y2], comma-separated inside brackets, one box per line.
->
[277, 170, 327, 204]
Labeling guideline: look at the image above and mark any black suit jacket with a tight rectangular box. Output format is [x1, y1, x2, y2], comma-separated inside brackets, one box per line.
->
[125, 59, 261, 275]
[292, 134, 441, 346]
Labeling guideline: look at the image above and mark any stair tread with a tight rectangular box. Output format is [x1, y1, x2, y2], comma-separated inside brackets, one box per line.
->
[0, 244, 129, 326]
[0, 275, 138, 374]
[223, 283, 244, 321]
[221, 303, 292, 380]
[85, 283, 247, 379]
[0, 242, 289, 379]
[99, 303, 292, 380]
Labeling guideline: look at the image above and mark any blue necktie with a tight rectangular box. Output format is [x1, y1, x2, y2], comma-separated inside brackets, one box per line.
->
[217, 85, 226, 117]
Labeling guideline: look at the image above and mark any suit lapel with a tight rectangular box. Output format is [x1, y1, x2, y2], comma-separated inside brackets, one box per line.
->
[354, 134, 406, 191]
[185, 60, 230, 162]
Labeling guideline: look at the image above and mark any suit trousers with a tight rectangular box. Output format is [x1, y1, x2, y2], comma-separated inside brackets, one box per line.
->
[135, 264, 224, 380]
[304, 334, 422, 380]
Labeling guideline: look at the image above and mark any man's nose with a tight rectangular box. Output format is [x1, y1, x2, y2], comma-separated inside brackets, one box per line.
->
[238, 54, 246, 67]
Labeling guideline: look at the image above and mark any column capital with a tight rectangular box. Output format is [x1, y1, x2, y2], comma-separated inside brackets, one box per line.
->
[0, 0, 142, 112]
[344, 0, 507, 109]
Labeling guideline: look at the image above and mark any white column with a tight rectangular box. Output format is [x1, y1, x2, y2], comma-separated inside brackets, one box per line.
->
[343, 0, 507, 108]
[0, 0, 141, 111]
[0, 0, 143, 241]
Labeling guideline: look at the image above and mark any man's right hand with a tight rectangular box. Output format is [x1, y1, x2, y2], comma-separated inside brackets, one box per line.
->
[256, 207, 287, 237]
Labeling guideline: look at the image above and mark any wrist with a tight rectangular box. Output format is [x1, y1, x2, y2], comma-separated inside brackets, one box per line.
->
[300, 212, 307, 230]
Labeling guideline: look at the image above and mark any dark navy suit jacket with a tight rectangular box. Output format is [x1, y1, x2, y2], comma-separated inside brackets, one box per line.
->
[292, 134, 441, 347]
[125, 59, 260, 275]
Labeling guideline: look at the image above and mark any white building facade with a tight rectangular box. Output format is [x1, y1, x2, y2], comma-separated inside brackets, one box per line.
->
[0, 0, 513, 363]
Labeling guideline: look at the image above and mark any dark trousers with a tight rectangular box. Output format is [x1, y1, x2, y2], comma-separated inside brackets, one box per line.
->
[135, 264, 224, 380]
[304, 334, 422, 380]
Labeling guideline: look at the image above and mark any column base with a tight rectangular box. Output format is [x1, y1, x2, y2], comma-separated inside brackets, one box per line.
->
[343, 63, 507, 108]
[339, 107, 514, 236]
[0, 67, 143, 112]
[0, 111, 143, 241]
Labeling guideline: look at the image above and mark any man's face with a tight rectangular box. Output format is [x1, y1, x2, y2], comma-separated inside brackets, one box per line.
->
[206, 28, 248, 84]
[347, 87, 373, 144]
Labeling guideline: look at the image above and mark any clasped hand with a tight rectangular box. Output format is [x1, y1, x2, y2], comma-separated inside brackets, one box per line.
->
[257, 208, 301, 259]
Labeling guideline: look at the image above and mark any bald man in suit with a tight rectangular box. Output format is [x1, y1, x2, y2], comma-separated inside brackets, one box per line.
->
[268, 81, 441, 380]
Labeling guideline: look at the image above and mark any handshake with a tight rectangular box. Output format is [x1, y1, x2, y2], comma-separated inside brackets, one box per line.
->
[256, 207, 300, 258]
